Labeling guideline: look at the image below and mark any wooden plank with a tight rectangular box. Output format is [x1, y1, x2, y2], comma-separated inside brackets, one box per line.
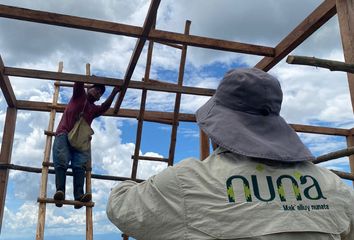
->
[0, 4, 274, 56]
[16, 100, 196, 122]
[0, 107, 17, 233]
[155, 40, 183, 49]
[336, 0, 354, 185]
[168, 20, 191, 166]
[4, 67, 215, 96]
[0, 55, 16, 107]
[0, 163, 144, 182]
[255, 0, 336, 71]
[336, 0, 354, 112]
[15, 100, 352, 136]
[114, 0, 161, 113]
[200, 129, 210, 160]
[36, 62, 62, 240]
[286, 55, 354, 73]
[290, 123, 349, 136]
[37, 198, 94, 207]
[131, 155, 169, 162]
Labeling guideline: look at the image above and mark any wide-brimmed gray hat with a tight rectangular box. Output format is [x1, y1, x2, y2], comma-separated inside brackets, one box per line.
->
[196, 68, 314, 162]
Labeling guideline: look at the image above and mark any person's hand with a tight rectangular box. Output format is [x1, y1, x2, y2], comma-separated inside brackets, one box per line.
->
[112, 86, 121, 94]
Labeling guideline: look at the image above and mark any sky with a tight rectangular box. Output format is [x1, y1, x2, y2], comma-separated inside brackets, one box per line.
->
[0, 0, 353, 239]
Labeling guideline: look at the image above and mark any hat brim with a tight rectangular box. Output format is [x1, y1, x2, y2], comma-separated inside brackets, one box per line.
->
[196, 96, 314, 162]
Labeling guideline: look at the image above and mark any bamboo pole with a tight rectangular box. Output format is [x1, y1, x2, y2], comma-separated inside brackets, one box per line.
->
[0, 107, 17, 233]
[286, 55, 354, 73]
[85, 64, 93, 240]
[36, 62, 62, 240]
[168, 20, 191, 166]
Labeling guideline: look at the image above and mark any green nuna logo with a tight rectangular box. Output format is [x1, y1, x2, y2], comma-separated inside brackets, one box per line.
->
[226, 174, 326, 203]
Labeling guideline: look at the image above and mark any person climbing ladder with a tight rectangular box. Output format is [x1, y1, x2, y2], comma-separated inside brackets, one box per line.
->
[53, 81, 119, 208]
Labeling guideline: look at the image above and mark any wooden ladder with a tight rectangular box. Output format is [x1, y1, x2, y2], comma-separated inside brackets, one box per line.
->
[35, 62, 94, 240]
[124, 20, 191, 240]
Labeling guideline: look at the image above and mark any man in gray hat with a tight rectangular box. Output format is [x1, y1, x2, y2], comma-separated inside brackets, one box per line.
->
[106, 68, 354, 239]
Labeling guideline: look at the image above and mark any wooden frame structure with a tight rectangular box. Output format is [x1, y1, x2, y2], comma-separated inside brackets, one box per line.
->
[0, 0, 353, 239]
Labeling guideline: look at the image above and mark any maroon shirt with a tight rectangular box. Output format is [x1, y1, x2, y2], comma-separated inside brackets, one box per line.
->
[56, 82, 110, 135]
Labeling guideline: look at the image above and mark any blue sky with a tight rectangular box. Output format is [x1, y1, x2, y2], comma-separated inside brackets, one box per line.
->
[0, 0, 353, 239]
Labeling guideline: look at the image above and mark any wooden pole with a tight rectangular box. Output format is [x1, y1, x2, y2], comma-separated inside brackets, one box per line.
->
[255, 0, 336, 71]
[36, 62, 62, 240]
[0, 55, 16, 107]
[131, 20, 156, 180]
[199, 129, 210, 161]
[85, 64, 93, 240]
[0, 107, 17, 233]
[4, 66, 215, 96]
[168, 20, 191, 166]
[113, 0, 161, 113]
[0, 4, 274, 56]
[287, 55, 354, 73]
[0, 163, 144, 182]
[313, 146, 354, 164]
[336, 0, 354, 186]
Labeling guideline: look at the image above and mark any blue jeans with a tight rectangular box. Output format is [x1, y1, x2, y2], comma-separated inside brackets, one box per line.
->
[53, 134, 91, 200]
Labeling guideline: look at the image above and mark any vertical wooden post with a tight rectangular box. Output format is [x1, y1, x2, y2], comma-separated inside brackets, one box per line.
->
[168, 20, 191, 166]
[199, 129, 210, 161]
[346, 134, 354, 186]
[85, 63, 93, 240]
[0, 107, 17, 233]
[336, 0, 354, 185]
[131, 20, 156, 180]
[36, 62, 62, 240]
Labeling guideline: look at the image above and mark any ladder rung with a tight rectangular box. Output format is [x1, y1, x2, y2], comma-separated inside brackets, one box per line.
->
[42, 162, 92, 171]
[131, 155, 169, 162]
[37, 197, 94, 207]
[44, 130, 55, 136]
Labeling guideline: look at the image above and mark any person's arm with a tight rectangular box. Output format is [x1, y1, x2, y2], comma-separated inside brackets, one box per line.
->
[73, 82, 85, 99]
[106, 166, 184, 239]
[95, 86, 120, 116]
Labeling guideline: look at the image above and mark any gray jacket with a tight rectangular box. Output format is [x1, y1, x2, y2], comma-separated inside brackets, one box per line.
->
[107, 148, 354, 240]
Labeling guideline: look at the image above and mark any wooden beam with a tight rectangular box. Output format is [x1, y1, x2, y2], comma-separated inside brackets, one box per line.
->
[0, 163, 144, 183]
[255, 0, 336, 71]
[290, 123, 350, 136]
[131, 19, 156, 180]
[287, 55, 354, 74]
[336, 0, 354, 185]
[168, 20, 191, 166]
[15, 100, 351, 136]
[0, 107, 17, 233]
[313, 146, 354, 164]
[336, 0, 354, 112]
[114, 0, 161, 113]
[200, 129, 210, 161]
[4, 67, 215, 96]
[0, 4, 274, 57]
[16, 100, 196, 122]
[131, 155, 169, 163]
[0, 56, 16, 107]
[330, 169, 354, 181]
